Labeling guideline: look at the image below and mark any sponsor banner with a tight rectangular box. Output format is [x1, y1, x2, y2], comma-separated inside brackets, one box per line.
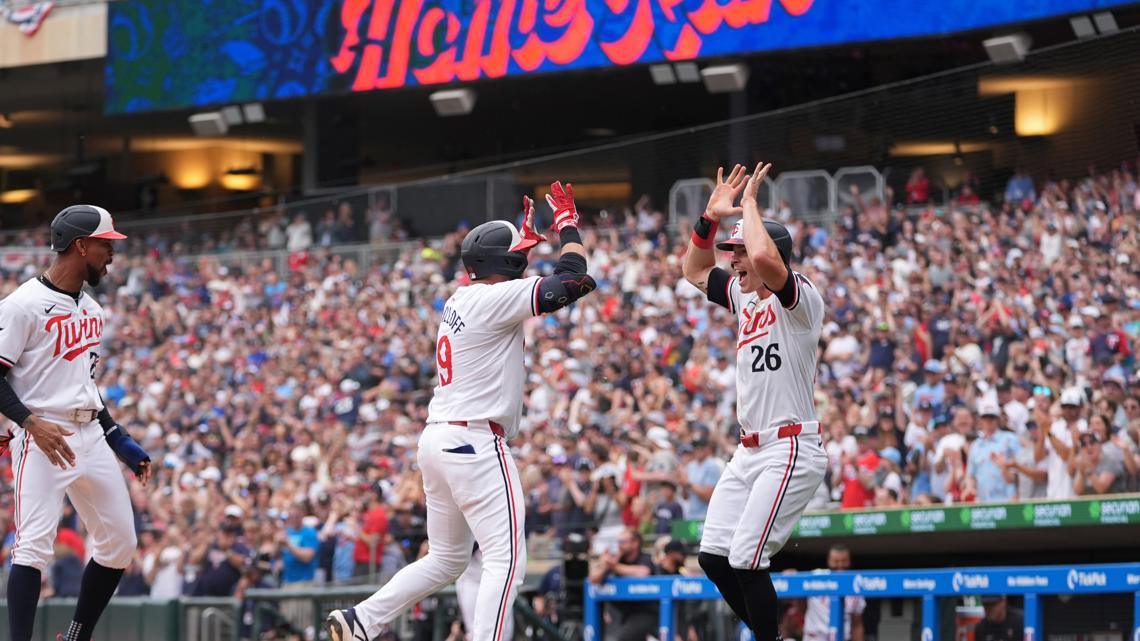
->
[593, 563, 1140, 602]
[787, 496, 1140, 538]
[106, 0, 1138, 112]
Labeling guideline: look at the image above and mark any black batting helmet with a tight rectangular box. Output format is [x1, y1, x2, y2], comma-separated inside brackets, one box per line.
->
[716, 218, 793, 264]
[461, 220, 531, 280]
[50, 204, 127, 252]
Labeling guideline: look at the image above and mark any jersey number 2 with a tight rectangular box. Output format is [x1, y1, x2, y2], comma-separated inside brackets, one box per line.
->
[437, 336, 453, 386]
[750, 343, 782, 372]
[88, 352, 99, 380]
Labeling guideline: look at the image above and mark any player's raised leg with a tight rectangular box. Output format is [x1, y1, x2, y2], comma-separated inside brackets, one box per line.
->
[59, 431, 138, 641]
[8, 430, 75, 641]
[457, 435, 526, 641]
[697, 455, 754, 628]
[334, 427, 475, 641]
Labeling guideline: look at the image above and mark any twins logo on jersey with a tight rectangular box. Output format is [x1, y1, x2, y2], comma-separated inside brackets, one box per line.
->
[45, 309, 102, 361]
[737, 303, 777, 350]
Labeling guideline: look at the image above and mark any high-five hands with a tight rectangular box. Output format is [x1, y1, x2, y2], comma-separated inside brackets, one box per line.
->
[742, 162, 774, 203]
[546, 181, 579, 232]
[705, 164, 748, 220]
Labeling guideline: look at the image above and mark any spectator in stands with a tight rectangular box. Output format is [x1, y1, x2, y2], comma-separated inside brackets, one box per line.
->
[1005, 168, 1036, 204]
[914, 360, 946, 413]
[1005, 421, 1049, 500]
[840, 426, 879, 509]
[50, 527, 86, 598]
[966, 401, 1020, 502]
[279, 504, 319, 584]
[1039, 389, 1087, 500]
[802, 544, 865, 641]
[588, 528, 654, 641]
[677, 431, 720, 521]
[972, 596, 1022, 641]
[652, 539, 691, 576]
[906, 167, 930, 204]
[354, 490, 389, 578]
[191, 522, 250, 597]
[653, 481, 684, 536]
[141, 526, 185, 599]
[1071, 426, 1127, 496]
[285, 213, 313, 251]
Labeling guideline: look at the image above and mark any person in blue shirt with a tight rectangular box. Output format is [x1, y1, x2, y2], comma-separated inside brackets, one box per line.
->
[965, 402, 1020, 503]
[279, 505, 319, 585]
[679, 432, 723, 521]
[913, 360, 946, 413]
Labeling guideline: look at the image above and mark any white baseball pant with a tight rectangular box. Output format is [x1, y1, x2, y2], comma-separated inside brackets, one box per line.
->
[9, 419, 137, 571]
[355, 423, 526, 641]
[458, 547, 515, 641]
[700, 430, 827, 570]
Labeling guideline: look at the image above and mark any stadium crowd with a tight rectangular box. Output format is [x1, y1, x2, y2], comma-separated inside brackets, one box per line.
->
[0, 159, 1139, 606]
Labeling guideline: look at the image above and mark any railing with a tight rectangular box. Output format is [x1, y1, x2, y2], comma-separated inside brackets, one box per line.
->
[584, 563, 1140, 641]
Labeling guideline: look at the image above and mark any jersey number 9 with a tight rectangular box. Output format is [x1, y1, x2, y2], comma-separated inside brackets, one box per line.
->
[437, 336, 453, 386]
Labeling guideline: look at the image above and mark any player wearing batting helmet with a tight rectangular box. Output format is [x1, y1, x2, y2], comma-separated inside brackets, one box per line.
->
[327, 183, 597, 641]
[1, 205, 150, 641]
[682, 164, 828, 641]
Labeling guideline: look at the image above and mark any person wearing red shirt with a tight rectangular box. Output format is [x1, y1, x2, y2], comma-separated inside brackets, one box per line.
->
[841, 427, 881, 509]
[353, 491, 389, 577]
[905, 168, 930, 205]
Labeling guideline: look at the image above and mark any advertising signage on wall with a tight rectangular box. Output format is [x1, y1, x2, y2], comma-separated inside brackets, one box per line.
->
[105, 0, 1138, 113]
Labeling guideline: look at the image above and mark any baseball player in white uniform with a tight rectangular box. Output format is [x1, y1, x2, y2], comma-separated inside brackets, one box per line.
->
[328, 183, 597, 641]
[0, 205, 151, 641]
[682, 164, 828, 641]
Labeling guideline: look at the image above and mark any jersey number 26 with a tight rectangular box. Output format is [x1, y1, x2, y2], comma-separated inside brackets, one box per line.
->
[750, 343, 782, 373]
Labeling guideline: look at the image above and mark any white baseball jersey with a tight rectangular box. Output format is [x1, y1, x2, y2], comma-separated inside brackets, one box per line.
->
[0, 277, 106, 415]
[723, 271, 825, 433]
[426, 276, 542, 439]
[803, 593, 866, 641]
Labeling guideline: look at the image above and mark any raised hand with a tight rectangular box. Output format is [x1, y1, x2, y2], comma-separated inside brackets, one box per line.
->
[742, 161, 774, 203]
[546, 181, 579, 232]
[514, 195, 545, 252]
[705, 164, 748, 220]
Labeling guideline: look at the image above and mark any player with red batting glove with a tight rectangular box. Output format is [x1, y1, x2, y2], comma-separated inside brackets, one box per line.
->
[327, 183, 596, 641]
[683, 164, 828, 641]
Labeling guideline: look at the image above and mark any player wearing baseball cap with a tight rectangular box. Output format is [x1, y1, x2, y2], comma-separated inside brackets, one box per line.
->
[1, 205, 149, 641]
[327, 184, 596, 641]
[682, 164, 828, 641]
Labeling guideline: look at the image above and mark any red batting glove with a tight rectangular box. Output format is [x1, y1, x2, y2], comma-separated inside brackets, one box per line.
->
[546, 181, 579, 232]
[511, 195, 545, 253]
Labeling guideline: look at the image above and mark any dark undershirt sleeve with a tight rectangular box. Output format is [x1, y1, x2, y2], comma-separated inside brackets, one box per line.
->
[0, 364, 32, 427]
[552, 251, 587, 275]
[767, 268, 797, 309]
[706, 267, 733, 311]
[98, 407, 116, 431]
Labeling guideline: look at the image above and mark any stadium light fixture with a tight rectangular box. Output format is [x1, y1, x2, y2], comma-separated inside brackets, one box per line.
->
[429, 89, 476, 116]
[220, 105, 244, 126]
[242, 103, 266, 124]
[700, 63, 749, 94]
[188, 112, 228, 137]
[649, 64, 676, 85]
[982, 33, 1031, 65]
[1069, 16, 1096, 39]
[673, 62, 701, 83]
[1092, 12, 1118, 34]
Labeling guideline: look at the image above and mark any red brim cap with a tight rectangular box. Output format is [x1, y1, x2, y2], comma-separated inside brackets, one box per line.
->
[89, 206, 127, 239]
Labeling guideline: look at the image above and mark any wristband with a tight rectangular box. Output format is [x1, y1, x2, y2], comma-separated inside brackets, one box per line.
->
[559, 227, 583, 246]
[691, 213, 718, 249]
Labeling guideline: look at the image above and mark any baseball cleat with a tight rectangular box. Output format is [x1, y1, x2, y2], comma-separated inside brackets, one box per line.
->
[326, 608, 372, 641]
